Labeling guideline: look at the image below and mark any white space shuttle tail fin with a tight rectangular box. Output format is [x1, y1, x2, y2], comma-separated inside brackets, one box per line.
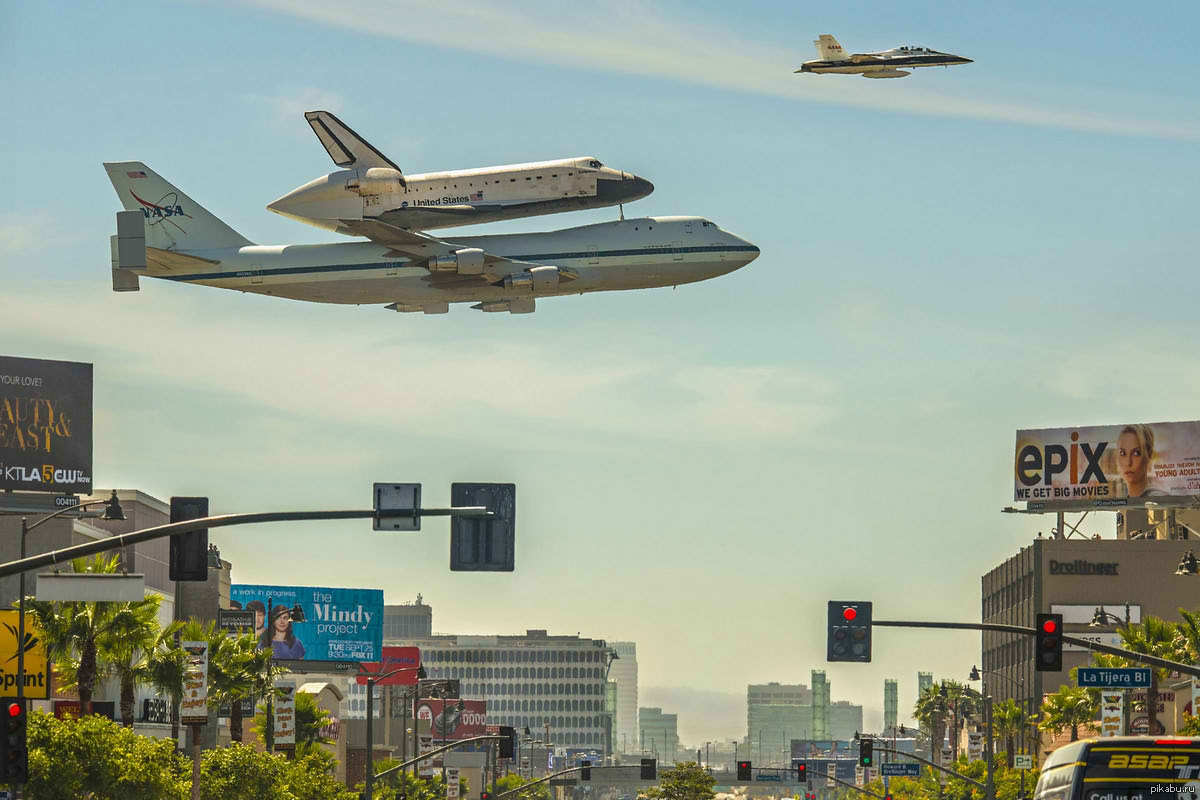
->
[814, 34, 847, 61]
[103, 162, 253, 251]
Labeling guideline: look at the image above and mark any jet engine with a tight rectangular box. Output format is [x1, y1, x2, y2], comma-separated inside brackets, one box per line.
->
[504, 266, 562, 292]
[429, 247, 486, 275]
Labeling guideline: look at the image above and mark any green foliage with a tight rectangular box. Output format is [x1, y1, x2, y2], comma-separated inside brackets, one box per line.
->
[492, 771, 551, 800]
[23, 709, 188, 800]
[640, 761, 716, 800]
[1039, 685, 1098, 742]
[364, 770, 458, 800]
[861, 754, 1038, 800]
[198, 744, 358, 800]
[250, 690, 332, 752]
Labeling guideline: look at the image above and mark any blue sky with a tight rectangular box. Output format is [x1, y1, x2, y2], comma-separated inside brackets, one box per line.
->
[3, 0, 1199, 742]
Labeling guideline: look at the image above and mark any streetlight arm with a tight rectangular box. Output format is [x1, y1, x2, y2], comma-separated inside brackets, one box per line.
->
[21, 496, 112, 533]
[373, 734, 507, 782]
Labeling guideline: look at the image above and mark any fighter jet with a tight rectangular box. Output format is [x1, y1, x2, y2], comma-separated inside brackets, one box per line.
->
[267, 111, 654, 233]
[796, 34, 971, 78]
[105, 162, 757, 315]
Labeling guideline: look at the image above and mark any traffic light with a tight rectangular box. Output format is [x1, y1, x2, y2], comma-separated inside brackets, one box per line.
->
[796, 760, 807, 782]
[169, 496, 209, 581]
[450, 483, 516, 571]
[581, 760, 592, 781]
[0, 700, 27, 783]
[828, 601, 872, 662]
[737, 761, 752, 781]
[859, 738, 873, 768]
[481, 793, 492, 800]
[499, 725, 515, 759]
[885, 795, 893, 800]
[640, 758, 657, 780]
[1036, 612, 1063, 672]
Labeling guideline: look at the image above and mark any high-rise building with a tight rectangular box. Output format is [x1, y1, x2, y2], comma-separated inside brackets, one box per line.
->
[383, 595, 432, 640]
[982, 536, 1197, 734]
[917, 672, 933, 698]
[386, 629, 615, 751]
[811, 671, 830, 740]
[639, 707, 679, 763]
[745, 679, 861, 765]
[883, 680, 898, 734]
[608, 641, 638, 753]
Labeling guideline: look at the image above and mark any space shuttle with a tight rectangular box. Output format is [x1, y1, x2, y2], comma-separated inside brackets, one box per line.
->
[268, 111, 654, 234]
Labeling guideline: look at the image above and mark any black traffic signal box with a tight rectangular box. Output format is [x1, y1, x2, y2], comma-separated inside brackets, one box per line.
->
[0, 699, 27, 784]
[450, 483, 516, 571]
[581, 760, 591, 781]
[737, 761, 752, 781]
[640, 758, 657, 780]
[828, 601, 872, 662]
[499, 725, 515, 759]
[1036, 612, 1063, 672]
[169, 496, 209, 581]
[859, 738, 874, 768]
[795, 760, 807, 782]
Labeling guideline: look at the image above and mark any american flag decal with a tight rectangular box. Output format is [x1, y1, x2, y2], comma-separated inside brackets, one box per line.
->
[127, 171, 147, 178]
[470, 191, 483, 201]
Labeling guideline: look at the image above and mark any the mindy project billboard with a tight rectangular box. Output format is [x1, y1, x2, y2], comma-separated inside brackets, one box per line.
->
[1015, 420, 1200, 509]
[230, 584, 383, 663]
[0, 356, 93, 493]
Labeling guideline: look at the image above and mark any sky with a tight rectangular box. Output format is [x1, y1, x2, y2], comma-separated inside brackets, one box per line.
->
[3, 0, 1200, 745]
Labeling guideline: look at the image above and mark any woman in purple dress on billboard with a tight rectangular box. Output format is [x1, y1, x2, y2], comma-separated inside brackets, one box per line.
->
[261, 604, 306, 660]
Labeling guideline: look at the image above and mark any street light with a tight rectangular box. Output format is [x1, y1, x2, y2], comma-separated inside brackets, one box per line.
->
[361, 663, 426, 800]
[1088, 605, 1131, 627]
[1175, 550, 1199, 576]
[17, 491, 125, 713]
[966, 671, 996, 800]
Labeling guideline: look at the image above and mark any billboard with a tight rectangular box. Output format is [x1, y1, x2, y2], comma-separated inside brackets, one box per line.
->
[0, 356, 93, 493]
[1015, 421, 1200, 509]
[230, 584, 383, 663]
[416, 698, 487, 740]
[356, 646, 420, 686]
[0, 609, 50, 699]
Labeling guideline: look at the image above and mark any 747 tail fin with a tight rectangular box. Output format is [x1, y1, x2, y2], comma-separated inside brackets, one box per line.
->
[103, 162, 253, 251]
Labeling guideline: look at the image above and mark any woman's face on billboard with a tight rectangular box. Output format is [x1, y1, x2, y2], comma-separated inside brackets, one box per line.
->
[1117, 430, 1148, 486]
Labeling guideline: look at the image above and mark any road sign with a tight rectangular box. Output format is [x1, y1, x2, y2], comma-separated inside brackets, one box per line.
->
[549, 779, 577, 787]
[756, 774, 782, 782]
[1077, 667, 1151, 688]
[1014, 755, 1033, 770]
[881, 763, 920, 777]
[374, 483, 421, 531]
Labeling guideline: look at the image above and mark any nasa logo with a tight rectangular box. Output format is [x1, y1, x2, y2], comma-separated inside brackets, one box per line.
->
[129, 190, 192, 230]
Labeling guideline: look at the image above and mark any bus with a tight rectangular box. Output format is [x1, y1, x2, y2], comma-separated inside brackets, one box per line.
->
[1035, 737, 1200, 800]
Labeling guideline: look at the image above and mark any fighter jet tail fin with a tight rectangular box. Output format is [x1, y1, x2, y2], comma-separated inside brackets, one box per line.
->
[103, 162, 254, 251]
[814, 34, 846, 61]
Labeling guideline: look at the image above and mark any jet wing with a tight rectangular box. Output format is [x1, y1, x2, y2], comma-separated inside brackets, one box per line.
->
[337, 218, 577, 286]
[304, 110, 405, 185]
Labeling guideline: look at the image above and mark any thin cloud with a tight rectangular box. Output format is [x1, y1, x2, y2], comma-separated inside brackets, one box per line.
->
[241, 0, 1199, 142]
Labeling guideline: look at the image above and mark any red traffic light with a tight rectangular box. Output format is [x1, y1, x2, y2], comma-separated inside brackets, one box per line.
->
[1041, 618, 1058, 634]
[739, 761, 750, 769]
[842, 607, 858, 622]
[6, 703, 20, 718]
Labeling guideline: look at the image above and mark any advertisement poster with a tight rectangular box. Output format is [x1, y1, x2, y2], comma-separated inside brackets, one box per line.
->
[417, 698, 488, 740]
[0, 356, 93, 494]
[180, 641, 208, 725]
[967, 732, 983, 762]
[1015, 421, 1200, 508]
[446, 767, 460, 800]
[1100, 692, 1124, 737]
[0, 610, 50, 699]
[357, 646, 421, 686]
[826, 762, 835, 789]
[230, 584, 383, 663]
[273, 681, 296, 750]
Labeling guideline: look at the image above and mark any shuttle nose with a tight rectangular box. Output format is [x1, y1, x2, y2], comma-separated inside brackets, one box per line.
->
[597, 173, 654, 204]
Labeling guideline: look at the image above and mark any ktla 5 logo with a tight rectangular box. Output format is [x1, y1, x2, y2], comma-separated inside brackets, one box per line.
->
[1017, 431, 1108, 487]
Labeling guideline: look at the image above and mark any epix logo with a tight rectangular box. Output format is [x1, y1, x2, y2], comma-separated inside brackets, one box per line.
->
[1018, 431, 1108, 487]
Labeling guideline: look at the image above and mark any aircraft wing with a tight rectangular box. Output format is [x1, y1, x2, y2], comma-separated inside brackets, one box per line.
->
[304, 111, 405, 185]
[337, 218, 577, 286]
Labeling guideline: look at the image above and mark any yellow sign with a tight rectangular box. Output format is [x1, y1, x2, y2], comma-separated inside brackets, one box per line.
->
[0, 609, 51, 699]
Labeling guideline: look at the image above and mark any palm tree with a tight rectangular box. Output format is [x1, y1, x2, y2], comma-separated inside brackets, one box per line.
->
[146, 617, 213, 742]
[23, 553, 162, 716]
[207, 628, 280, 744]
[940, 681, 981, 762]
[991, 698, 1029, 767]
[1119, 615, 1184, 734]
[914, 684, 949, 765]
[100, 595, 179, 726]
[1039, 686, 1098, 742]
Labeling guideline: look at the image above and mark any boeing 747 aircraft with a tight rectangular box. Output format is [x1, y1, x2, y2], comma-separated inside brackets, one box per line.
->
[268, 111, 654, 233]
[796, 34, 971, 78]
[105, 162, 757, 315]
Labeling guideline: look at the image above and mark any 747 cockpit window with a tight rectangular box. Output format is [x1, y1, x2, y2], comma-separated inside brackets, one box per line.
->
[588, 160, 602, 168]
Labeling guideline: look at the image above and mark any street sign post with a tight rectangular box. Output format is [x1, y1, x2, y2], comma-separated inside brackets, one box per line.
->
[1014, 755, 1033, 770]
[373, 483, 421, 531]
[1077, 667, 1151, 688]
[881, 763, 920, 777]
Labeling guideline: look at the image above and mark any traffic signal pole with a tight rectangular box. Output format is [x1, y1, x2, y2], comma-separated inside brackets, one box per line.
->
[822, 769, 888, 800]
[870, 619, 1200, 678]
[873, 745, 986, 789]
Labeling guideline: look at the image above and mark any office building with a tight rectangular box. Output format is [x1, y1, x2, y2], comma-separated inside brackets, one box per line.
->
[383, 595, 433, 640]
[608, 641, 638, 754]
[883, 679, 898, 734]
[639, 707, 679, 762]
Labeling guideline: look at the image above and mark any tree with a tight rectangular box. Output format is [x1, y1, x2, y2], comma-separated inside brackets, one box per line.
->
[250, 689, 332, 754]
[205, 627, 278, 744]
[198, 743, 358, 800]
[1039, 686, 1098, 742]
[1118, 614, 1184, 734]
[145, 618, 214, 743]
[100, 594, 179, 727]
[640, 761, 716, 800]
[23, 553, 164, 716]
[914, 684, 950, 765]
[991, 698, 1030, 767]
[24, 709, 189, 800]
[939, 681, 981, 762]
